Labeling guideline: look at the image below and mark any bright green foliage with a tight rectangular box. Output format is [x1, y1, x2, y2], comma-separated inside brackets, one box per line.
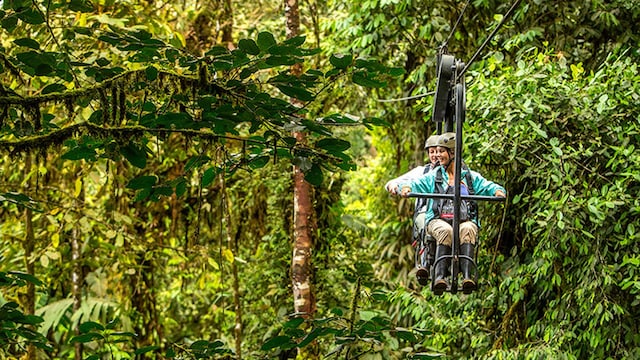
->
[463, 47, 640, 359]
[0, 272, 52, 354]
[347, 46, 640, 358]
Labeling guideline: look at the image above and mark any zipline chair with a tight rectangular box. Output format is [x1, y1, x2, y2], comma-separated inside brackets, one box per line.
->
[409, 52, 505, 295]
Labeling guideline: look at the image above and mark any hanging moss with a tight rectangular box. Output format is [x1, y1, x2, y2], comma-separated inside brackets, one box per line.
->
[111, 83, 118, 125]
[64, 98, 75, 121]
[24, 103, 42, 131]
[0, 104, 7, 129]
[98, 88, 109, 125]
[119, 84, 126, 125]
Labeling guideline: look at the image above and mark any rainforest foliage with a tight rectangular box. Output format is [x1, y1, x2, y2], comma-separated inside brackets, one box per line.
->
[1, 0, 639, 359]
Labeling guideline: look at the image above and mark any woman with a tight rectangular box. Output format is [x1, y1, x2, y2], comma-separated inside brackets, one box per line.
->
[398, 132, 506, 294]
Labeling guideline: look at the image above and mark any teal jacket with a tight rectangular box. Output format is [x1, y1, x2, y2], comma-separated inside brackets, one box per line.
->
[399, 165, 506, 227]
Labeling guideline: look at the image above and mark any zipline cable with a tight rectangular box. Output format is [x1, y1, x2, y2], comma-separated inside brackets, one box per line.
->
[376, 91, 434, 102]
[377, 0, 523, 102]
[442, 0, 471, 49]
[456, 0, 523, 81]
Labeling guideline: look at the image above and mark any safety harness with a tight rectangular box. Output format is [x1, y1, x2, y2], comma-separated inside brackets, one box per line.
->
[432, 166, 478, 223]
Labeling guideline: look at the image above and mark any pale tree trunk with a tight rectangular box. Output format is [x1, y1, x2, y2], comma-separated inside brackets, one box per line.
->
[23, 155, 36, 360]
[286, 0, 316, 319]
[220, 173, 243, 359]
[71, 167, 85, 360]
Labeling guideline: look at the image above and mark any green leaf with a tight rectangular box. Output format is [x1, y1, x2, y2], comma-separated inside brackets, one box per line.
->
[261, 335, 292, 351]
[69, 0, 94, 12]
[275, 84, 314, 101]
[355, 58, 386, 72]
[174, 178, 187, 197]
[0, 192, 39, 211]
[79, 321, 105, 333]
[238, 39, 260, 55]
[62, 146, 96, 161]
[352, 70, 386, 88]
[265, 55, 298, 67]
[283, 317, 305, 329]
[133, 187, 151, 201]
[395, 328, 418, 342]
[316, 138, 350, 152]
[304, 163, 323, 186]
[249, 155, 270, 169]
[121, 143, 147, 169]
[269, 45, 300, 56]
[202, 167, 221, 187]
[41, 83, 67, 94]
[126, 175, 158, 190]
[70, 333, 104, 343]
[257, 32, 276, 51]
[134, 345, 160, 355]
[13, 38, 40, 50]
[330, 54, 352, 69]
[8, 271, 43, 286]
[388, 67, 406, 77]
[16, 7, 45, 24]
[283, 35, 306, 46]
[190, 340, 209, 350]
[34, 63, 54, 76]
[362, 117, 390, 127]
[2, 15, 19, 32]
[145, 65, 158, 81]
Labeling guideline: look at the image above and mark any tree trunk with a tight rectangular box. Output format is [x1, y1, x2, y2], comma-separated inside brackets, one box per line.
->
[71, 214, 83, 360]
[23, 155, 36, 360]
[286, 0, 316, 319]
[222, 0, 234, 49]
[220, 173, 243, 359]
[71, 168, 85, 360]
[24, 208, 36, 360]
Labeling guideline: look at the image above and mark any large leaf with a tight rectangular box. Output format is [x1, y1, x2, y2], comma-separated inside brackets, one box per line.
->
[275, 84, 314, 102]
[316, 138, 351, 152]
[126, 175, 157, 190]
[68, 0, 94, 12]
[260, 335, 293, 351]
[256, 31, 276, 51]
[134, 345, 160, 355]
[79, 321, 105, 333]
[70, 333, 104, 343]
[238, 39, 260, 55]
[0, 192, 39, 211]
[304, 163, 323, 186]
[16, 7, 45, 24]
[62, 146, 97, 161]
[352, 70, 386, 88]
[121, 143, 147, 169]
[13, 38, 40, 50]
[330, 54, 352, 69]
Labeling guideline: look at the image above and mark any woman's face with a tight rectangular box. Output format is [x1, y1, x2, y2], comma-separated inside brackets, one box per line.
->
[428, 147, 439, 165]
[437, 146, 451, 166]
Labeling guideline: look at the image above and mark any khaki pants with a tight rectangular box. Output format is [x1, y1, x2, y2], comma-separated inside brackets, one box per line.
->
[427, 219, 478, 246]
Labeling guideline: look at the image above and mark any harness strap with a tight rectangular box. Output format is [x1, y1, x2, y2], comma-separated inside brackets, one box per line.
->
[432, 167, 478, 222]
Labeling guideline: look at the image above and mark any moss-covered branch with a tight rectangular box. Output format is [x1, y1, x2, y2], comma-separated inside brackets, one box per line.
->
[0, 122, 346, 165]
[0, 68, 230, 106]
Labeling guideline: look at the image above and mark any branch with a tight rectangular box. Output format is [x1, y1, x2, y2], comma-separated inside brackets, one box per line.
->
[0, 69, 230, 106]
[0, 122, 349, 165]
